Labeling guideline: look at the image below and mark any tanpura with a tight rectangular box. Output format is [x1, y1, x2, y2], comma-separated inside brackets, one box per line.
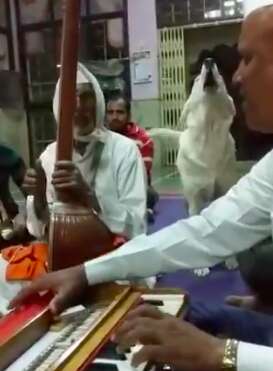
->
[49, 0, 113, 271]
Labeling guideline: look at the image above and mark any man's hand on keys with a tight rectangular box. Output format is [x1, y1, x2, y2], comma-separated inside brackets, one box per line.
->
[9, 265, 88, 315]
[113, 304, 225, 371]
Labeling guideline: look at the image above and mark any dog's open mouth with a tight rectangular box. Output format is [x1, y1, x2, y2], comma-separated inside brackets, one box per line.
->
[203, 58, 217, 89]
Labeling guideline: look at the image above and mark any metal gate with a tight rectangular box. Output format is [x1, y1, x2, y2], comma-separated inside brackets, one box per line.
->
[158, 26, 186, 166]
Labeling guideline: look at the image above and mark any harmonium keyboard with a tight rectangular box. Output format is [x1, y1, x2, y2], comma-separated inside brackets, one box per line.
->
[0, 284, 187, 371]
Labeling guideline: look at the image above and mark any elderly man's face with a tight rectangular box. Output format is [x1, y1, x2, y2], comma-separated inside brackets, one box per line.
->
[74, 85, 96, 135]
[233, 7, 273, 133]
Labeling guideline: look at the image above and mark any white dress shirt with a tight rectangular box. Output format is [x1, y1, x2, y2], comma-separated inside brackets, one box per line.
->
[27, 130, 147, 240]
[238, 342, 273, 371]
[84, 149, 273, 370]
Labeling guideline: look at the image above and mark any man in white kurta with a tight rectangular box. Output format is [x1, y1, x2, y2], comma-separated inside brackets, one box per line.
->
[0, 63, 147, 306]
[10, 4, 273, 371]
[27, 63, 146, 240]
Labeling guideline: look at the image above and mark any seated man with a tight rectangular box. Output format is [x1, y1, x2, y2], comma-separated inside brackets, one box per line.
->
[0, 144, 28, 247]
[0, 63, 148, 305]
[26, 67, 146, 242]
[106, 94, 159, 222]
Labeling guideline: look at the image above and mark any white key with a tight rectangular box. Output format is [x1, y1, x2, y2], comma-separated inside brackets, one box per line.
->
[141, 294, 184, 316]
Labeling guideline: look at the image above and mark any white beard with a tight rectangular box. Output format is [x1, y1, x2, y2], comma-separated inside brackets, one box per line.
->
[73, 123, 95, 142]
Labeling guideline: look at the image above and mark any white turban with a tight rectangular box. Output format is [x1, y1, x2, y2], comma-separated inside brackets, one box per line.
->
[53, 62, 107, 141]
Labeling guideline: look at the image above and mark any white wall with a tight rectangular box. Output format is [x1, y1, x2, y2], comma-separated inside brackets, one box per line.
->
[127, 0, 159, 100]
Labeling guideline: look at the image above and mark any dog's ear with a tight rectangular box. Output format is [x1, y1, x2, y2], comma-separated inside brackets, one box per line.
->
[212, 44, 241, 84]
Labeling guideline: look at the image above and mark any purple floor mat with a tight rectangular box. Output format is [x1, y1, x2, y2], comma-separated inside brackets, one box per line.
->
[149, 196, 249, 303]
[148, 195, 189, 233]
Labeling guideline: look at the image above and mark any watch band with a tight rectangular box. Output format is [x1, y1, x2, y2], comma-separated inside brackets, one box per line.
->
[222, 339, 238, 370]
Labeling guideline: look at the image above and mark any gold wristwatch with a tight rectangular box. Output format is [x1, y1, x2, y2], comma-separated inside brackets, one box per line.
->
[222, 339, 238, 370]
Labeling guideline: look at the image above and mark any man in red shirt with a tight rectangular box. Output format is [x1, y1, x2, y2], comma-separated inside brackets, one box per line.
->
[106, 95, 158, 222]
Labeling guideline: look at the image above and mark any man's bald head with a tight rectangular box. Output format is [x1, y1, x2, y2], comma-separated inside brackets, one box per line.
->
[244, 5, 273, 51]
[233, 5, 273, 133]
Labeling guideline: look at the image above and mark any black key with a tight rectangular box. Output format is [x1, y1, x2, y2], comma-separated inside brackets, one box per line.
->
[98, 342, 127, 361]
[88, 363, 119, 371]
[143, 299, 164, 307]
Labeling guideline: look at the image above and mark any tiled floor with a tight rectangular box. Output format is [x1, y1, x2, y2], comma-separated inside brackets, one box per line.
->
[152, 161, 255, 196]
[152, 166, 180, 195]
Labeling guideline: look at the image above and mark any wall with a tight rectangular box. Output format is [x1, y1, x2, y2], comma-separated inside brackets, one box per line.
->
[127, 0, 159, 101]
[127, 0, 160, 137]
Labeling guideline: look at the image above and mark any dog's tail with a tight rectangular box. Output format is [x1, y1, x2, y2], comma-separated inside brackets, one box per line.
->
[148, 128, 181, 147]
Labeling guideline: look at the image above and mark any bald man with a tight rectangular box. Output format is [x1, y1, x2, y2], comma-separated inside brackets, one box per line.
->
[10, 5, 273, 371]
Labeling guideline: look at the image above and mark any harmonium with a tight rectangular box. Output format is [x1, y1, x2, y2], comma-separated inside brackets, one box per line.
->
[0, 284, 187, 371]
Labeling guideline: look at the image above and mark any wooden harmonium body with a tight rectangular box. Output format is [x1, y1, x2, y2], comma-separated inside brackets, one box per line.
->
[0, 284, 187, 371]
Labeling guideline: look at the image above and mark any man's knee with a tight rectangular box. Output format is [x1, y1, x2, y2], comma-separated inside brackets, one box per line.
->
[237, 237, 273, 309]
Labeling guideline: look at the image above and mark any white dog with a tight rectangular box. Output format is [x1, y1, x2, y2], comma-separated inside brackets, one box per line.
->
[150, 60, 238, 275]
[150, 59, 237, 216]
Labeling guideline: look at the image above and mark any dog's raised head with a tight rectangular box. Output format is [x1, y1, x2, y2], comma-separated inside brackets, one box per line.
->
[199, 57, 227, 93]
[180, 58, 236, 129]
[203, 58, 217, 89]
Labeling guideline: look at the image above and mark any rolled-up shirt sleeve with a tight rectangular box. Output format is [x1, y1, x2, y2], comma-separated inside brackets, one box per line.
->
[84, 151, 273, 285]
